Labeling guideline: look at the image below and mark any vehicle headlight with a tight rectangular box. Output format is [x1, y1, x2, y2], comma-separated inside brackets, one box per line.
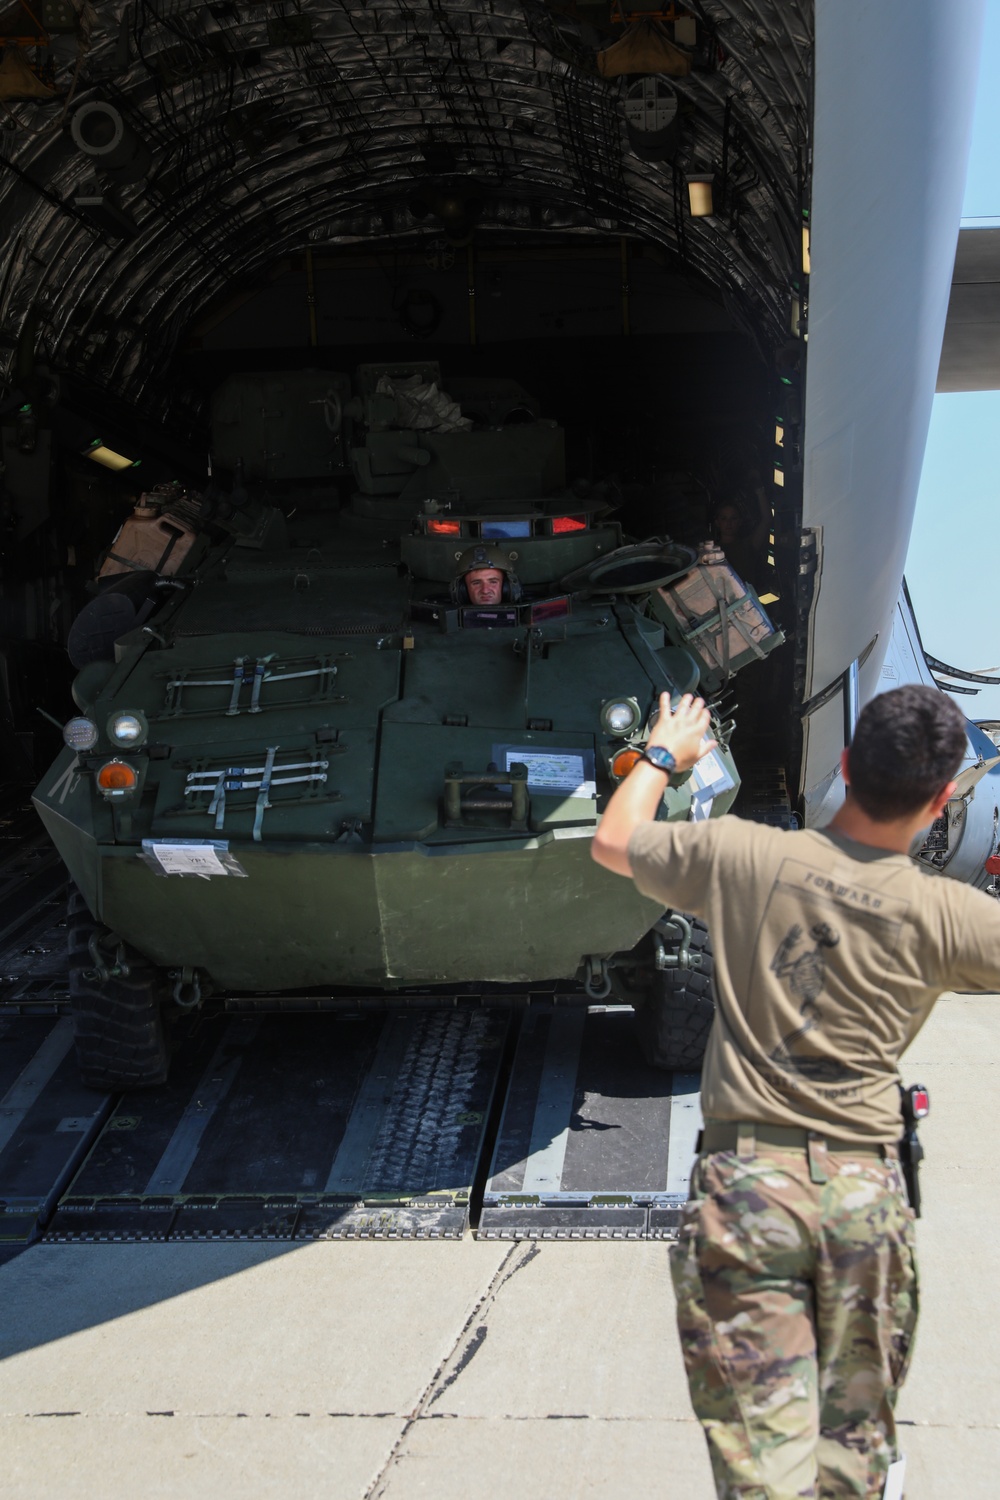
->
[107, 710, 148, 748]
[601, 698, 642, 737]
[63, 716, 99, 751]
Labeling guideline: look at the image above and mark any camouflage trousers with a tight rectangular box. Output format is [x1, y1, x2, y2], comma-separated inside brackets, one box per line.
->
[669, 1143, 918, 1499]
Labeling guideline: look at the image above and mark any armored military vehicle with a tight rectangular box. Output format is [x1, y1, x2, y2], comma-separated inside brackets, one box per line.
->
[33, 363, 783, 1090]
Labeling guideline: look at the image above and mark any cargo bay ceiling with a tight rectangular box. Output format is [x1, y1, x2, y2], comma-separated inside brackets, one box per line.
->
[0, 0, 811, 425]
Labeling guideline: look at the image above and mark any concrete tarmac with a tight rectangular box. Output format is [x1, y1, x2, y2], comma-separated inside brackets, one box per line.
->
[1, 994, 997, 1499]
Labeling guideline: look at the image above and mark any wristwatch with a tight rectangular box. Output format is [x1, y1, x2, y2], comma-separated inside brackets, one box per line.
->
[641, 745, 677, 774]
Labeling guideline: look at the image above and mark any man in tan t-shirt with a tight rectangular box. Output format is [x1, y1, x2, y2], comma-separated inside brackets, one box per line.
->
[592, 684, 1000, 1500]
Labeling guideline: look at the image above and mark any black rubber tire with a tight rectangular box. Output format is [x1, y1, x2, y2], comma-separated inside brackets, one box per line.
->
[67, 887, 170, 1092]
[634, 914, 715, 1071]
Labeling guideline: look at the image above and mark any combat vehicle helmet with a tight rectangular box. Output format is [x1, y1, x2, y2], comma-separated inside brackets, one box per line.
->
[450, 543, 523, 604]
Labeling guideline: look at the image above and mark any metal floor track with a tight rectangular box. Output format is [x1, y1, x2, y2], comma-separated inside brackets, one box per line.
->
[480, 1007, 701, 1239]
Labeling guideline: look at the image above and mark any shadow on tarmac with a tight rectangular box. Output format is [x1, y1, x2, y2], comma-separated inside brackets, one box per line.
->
[0, 1239, 308, 1363]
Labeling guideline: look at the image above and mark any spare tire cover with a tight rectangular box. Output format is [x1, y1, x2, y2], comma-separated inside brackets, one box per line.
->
[67, 593, 137, 669]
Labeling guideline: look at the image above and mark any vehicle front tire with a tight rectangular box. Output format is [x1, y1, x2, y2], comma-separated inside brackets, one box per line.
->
[67, 887, 170, 1091]
[633, 914, 715, 1071]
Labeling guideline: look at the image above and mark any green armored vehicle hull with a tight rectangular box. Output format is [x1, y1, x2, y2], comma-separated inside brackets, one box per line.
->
[34, 364, 780, 1088]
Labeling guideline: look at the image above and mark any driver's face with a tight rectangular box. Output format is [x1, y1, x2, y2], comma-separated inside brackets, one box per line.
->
[465, 568, 504, 605]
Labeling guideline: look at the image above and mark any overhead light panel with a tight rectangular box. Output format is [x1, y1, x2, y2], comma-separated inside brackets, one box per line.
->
[84, 439, 138, 471]
[686, 173, 714, 217]
[72, 187, 140, 241]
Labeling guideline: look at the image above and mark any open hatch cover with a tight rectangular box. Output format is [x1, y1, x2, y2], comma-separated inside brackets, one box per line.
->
[561, 540, 697, 597]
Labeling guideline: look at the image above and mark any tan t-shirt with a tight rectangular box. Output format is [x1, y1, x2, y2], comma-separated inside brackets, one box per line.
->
[628, 817, 1000, 1143]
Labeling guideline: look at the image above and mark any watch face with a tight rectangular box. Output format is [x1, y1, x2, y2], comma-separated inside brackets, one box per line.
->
[645, 746, 675, 770]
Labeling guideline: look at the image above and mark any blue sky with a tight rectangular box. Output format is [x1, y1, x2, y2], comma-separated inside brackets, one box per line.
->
[904, 0, 1000, 720]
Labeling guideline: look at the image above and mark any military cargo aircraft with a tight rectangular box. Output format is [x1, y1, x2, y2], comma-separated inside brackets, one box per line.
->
[1, 0, 995, 1099]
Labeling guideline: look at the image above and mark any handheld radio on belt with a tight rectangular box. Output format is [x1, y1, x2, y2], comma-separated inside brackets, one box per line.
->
[899, 1083, 930, 1217]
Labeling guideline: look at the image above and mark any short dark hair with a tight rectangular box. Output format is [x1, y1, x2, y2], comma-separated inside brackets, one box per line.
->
[846, 684, 966, 821]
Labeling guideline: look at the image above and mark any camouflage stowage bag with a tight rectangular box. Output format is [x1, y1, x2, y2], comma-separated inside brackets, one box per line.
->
[670, 1145, 918, 1500]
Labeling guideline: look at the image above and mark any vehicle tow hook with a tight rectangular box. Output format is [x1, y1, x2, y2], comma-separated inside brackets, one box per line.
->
[85, 930, 131, 983]
[443, 762, 529, 830]
[583, 955, 613, 1001]
[171, 966, 203, 1010]
[654, 913, 701, 973]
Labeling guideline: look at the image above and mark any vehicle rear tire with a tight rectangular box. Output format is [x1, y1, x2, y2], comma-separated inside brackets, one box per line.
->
[633, 914, 715, 1071]
[67, 887, 170, 1092]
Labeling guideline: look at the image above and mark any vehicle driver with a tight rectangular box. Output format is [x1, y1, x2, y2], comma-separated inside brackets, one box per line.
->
[465, 567, 505, 606]
[591, 683, 1000, 1500]
[451, 544, 522, 607]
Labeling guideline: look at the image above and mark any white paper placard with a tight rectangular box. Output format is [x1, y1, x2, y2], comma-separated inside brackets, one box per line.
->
[146, 842, 229, 877]
[688, 746, 735, 822]
[690, 747, 735, 794]
[503, 750, 596, 798]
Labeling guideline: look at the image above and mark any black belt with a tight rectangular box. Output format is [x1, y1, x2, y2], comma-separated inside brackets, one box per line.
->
[700, 1120, 895, 1158]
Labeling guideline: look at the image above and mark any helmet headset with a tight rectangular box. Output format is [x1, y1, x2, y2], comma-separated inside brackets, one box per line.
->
[450, 543, 523, 604]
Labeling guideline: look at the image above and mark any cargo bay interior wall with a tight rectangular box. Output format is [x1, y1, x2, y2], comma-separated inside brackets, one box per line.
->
[0, 0, 810, 795]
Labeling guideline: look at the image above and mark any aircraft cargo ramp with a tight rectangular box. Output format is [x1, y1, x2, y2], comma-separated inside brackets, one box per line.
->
[0, 792, 700, 1252]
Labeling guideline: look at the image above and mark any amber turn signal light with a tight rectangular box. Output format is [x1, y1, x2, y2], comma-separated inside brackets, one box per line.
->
[96, 759, 139, 794]
[611, 747, 643, 780]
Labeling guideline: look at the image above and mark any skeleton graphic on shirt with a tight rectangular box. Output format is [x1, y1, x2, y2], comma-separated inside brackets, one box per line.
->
[768, 920, 855, 1082]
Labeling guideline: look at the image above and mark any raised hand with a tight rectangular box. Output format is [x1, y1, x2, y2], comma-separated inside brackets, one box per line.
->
[645, 693, 717, 774]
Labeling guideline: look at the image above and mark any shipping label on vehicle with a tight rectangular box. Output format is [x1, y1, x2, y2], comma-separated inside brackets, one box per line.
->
[140, 839, 248, 878]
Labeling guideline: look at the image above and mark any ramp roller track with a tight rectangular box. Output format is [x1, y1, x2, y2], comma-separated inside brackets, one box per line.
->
[0, 791, 701, 1245]
[0, 1005, 701, 1247]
